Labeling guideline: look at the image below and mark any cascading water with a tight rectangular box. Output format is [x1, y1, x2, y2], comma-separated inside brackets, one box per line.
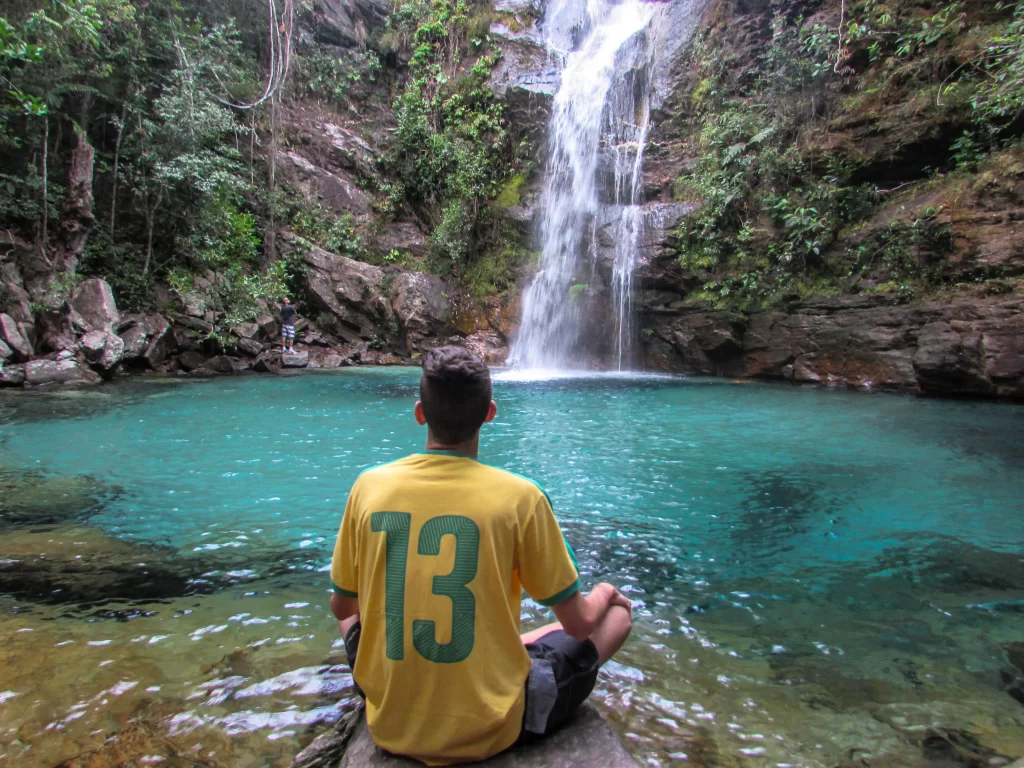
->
[510, 0, 659, 372]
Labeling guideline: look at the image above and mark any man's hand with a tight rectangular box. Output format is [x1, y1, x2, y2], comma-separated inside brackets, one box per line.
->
[552, 582, 631, 642]
[608, 588, 632, 612]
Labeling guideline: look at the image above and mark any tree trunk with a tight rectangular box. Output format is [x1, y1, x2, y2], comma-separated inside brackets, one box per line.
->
[40, 115, 49, 247]
[53, 126, 96, 276]
[110, 103, 128, 236]
[264, 93, 278, 268]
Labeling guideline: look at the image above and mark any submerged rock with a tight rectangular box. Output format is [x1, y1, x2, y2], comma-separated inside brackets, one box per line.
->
[56, 719, 220, 768]
[292, 704, 638, 768]
[0, 468, 109, 526]
[0, 522, 318, 605]
[0, 525, 192, 603]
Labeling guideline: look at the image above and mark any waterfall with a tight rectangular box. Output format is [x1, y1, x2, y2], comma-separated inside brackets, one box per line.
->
[510, 0, 658, 372]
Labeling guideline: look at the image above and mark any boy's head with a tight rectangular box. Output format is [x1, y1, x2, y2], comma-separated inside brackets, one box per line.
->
[282, 297, 290, 305]
[416, 346, 495, 445]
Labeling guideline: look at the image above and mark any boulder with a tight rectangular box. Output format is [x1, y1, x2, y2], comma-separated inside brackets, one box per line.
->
[80, 330, 124, 374]
[282, 351, 310, 368]
[913, 321, 992, 396]
[297, 0, 388, 49]
[0, 339, 10, 361]
[236, 337, 265, 358]
[320, 354, 346, 369]
[24, 358, 102, 387]
[232, 322, 261, 340]
[292, 704, 638, 768]
[0, 363, 26, 387]
[390, 272, 454, 355]
[462, 330, 510, 366]
[279, 151, 374, 216]
[205, 355, 236, 374]
[300, 242, 397, 344]
[120, 313, 175, 369]
[177, 350, 209, 372]
[0, 312, 31, 360]
[71, 278, 119, 331]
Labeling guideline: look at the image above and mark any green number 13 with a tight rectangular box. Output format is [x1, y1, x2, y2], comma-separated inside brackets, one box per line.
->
[370, 512, 479, 664]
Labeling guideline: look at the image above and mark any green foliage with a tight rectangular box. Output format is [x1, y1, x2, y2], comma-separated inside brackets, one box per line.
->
[382, 0, 526, 277]
[674, 1, 1024, 309]
[290, 205, 364, 259]
[293, 49, 380, 104]
[675, 26, 878, 309]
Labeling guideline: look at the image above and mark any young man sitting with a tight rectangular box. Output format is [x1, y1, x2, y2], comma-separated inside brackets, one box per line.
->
[329, 346, 632, 765]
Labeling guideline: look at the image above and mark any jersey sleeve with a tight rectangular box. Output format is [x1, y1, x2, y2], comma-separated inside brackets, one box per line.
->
[518, 492, 581, 607]
[330, 491, 360, 598]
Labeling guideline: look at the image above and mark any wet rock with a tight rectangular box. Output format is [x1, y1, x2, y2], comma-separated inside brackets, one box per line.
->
[0, 362, 24, 387]
[71, 278, 119, 331]
[292, 704, 638, 768]
[24, 358, 102, 388]
[461, 330, 509, 366]
[282, 351, 310, 368]
[0, 339, 10, 361]
[390, 272, 454, 355]
[488, 13, 558, 144]
[0, 469, 108, 526]
[0, 525, 190, 603]
[0, 312, 31, 361]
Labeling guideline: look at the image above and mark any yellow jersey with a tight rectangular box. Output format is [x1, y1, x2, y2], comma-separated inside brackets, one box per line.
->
[330, 451, 581, 765]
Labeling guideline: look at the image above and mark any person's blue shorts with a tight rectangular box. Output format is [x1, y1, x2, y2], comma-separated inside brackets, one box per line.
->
[281, 324, 295, 340]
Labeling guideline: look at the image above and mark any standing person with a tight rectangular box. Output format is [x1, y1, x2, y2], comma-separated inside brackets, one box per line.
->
[329, 346, 632, 765]
[280, 297, 297, 354]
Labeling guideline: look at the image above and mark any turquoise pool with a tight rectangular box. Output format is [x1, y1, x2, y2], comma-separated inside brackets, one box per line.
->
[0, 369, 1022, 767]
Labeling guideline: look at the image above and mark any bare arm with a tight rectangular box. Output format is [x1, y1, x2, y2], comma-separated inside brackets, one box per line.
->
[551, 583, 631, 642]
[330, 592, 359, 622]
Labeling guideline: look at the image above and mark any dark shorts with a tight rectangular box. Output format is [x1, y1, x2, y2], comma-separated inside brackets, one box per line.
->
[342, 624, 599, 739]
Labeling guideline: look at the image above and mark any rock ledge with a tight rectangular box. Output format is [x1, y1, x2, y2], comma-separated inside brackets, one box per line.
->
[293, 704, 638, 768]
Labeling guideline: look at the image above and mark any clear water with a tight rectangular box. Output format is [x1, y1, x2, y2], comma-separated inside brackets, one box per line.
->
[1, 370, 1024, 767]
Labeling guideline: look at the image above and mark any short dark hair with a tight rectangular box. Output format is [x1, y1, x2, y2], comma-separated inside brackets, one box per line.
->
[419, 346, 492, 445]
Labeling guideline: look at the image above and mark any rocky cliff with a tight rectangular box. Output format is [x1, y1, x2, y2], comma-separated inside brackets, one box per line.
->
[2, 0, 1022, 399]
[628, 0, 1024, 398]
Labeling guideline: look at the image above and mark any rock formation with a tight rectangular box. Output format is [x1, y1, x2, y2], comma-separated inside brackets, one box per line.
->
[292, 704, 638, 768]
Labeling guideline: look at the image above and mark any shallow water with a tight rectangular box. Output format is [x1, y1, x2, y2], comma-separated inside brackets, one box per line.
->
[1, 370, 1023, 767]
